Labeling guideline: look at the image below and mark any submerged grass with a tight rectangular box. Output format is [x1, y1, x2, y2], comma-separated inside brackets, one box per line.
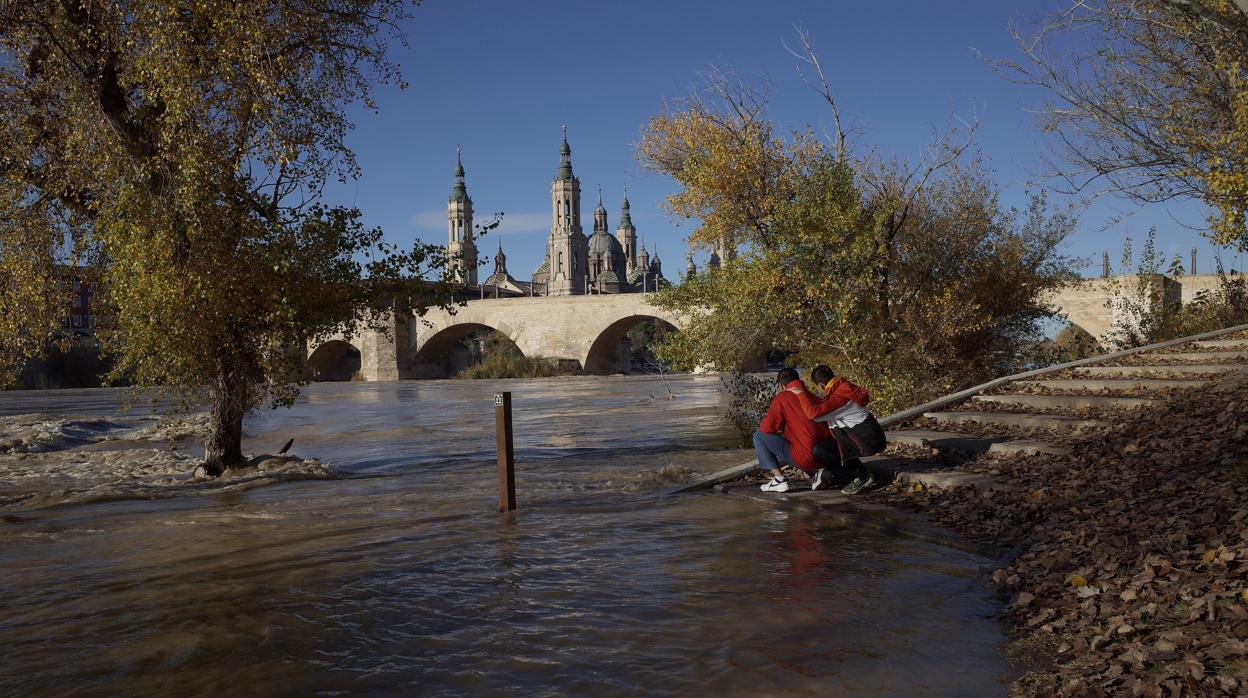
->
[455, 351, 564, 380]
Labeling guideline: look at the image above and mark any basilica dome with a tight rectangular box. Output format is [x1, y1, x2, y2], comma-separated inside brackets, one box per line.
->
[587, 229, 627, 271]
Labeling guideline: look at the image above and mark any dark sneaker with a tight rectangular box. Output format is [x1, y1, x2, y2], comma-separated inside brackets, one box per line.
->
[811, 468, 834, 491]
[840, 469, 875, 495]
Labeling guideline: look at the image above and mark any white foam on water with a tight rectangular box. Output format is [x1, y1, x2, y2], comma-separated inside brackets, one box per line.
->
[114, 412, 211, 443]
[0, 411, 217, 453]
[0, 449, 336, 512]
[0, 413, 143, 454]
[0, 413, 335, 512]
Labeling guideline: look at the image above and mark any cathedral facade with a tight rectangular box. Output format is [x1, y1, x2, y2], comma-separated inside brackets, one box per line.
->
[446, 129, 668, 296]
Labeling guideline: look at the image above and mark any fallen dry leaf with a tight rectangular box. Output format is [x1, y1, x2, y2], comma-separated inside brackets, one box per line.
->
[1077, 584, 1100, 599]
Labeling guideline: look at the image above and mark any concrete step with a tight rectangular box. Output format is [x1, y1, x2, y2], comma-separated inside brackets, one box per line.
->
[972, 393, 1158, 410]
[862, 455, 1019, 492]
[663, 460, 760, 494]
[887, 429, 1070, 456]
[1194, 339, 1248, 349]
[1147, 350, 1248, 361]
[987, 439, 1072, 456]
[710, 456, 1018, 498]
[1020, 377, 1209, 391]
[925, 410, 1104, 431]
[887, 429, 996, 452]
[1075, 365, 1237, 377]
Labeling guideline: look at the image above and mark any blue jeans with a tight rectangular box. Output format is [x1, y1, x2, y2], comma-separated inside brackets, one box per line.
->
[753, 431, 793, 472]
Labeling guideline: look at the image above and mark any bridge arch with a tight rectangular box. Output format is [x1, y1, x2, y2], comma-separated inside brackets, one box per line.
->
[582, 314, 681, 374]
[1054, 321, 1105, 359]
[306, 340, 362, 381]
[411, 321, 526, 379]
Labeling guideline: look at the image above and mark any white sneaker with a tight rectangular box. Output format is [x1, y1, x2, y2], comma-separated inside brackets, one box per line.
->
[811, 468, 832, 491]
[760, 476, 790, 492]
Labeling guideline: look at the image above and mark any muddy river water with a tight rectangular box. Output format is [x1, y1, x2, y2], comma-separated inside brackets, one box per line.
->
[0, 375, 1016, 695]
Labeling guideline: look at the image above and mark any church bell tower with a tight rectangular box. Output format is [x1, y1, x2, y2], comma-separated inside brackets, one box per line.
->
[616, 185, 637, 272]
[545, 126, 585, 295]
[446, 147, 478, 286]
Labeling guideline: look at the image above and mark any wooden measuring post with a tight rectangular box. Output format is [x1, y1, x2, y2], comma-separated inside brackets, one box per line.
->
[494, 392, 516, 512]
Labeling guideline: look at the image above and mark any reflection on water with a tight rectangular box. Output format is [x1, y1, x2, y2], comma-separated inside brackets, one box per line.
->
[0, 376, 1014, 695]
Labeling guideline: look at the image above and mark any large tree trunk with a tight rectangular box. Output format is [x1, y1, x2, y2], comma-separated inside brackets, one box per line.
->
[203, 390, 245, 476]
[202, 340, 255, 477]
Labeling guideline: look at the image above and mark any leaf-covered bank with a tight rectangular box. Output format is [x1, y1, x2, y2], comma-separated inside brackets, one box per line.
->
[871, 330, 1248, 696]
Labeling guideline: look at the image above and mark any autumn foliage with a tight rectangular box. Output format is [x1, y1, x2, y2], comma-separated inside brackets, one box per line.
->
[639, 75, 1079, 413]
[1005, 0, 1248, 250]
[0, 0, 451, 473]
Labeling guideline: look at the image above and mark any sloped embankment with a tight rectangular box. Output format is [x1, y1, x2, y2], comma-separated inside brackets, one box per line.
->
[867, 328, 1248, 695]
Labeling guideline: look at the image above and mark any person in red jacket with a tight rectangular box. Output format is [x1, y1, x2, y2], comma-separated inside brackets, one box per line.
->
[787, 365, 887, 494]
[753, 367, 832, 492]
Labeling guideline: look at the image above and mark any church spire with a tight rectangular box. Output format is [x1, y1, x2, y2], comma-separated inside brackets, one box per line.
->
[556, 124, 575, 181]
[449, 145, 469, 202]
[494, 238, 507, 274]
[593, 184, 608, 234]
[619, 184, 633, 228]
[446, 146, 477, 285]
[546, 124, 585, 295]
[616, 184, 637, 271]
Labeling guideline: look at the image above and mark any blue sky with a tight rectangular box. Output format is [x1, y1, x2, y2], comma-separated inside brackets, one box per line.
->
[324, 0, 1245, 281]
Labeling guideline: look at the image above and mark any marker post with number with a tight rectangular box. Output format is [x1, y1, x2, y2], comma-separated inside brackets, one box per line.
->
[495, 392, 516, 512]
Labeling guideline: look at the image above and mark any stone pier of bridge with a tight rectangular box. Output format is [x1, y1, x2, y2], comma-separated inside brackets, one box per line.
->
[1047, 274, 1224, 343]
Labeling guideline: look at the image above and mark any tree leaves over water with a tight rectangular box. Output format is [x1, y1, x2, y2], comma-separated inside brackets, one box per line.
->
[0, 0, 455, 472]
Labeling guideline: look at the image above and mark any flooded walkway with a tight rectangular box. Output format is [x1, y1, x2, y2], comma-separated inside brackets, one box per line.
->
[0, 377, 1016, 695]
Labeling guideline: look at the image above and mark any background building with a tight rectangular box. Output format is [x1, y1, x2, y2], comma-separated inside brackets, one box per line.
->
[451, 130, 667, 297]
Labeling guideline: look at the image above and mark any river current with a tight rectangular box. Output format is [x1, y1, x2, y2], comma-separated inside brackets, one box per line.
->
[0, 375, 1016, 695]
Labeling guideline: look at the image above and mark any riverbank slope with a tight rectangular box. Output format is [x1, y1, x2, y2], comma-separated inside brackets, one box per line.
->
[867, 329, 1248, 695]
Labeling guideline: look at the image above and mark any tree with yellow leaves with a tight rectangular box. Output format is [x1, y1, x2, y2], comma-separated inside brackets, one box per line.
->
[1001, 0, 1248, 249]
[640, 60, 1079, 413]
[0, 0, 464, 474]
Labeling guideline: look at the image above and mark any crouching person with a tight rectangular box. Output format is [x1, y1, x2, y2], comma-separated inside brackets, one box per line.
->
[791, 365, 887, 494]
[753, 367, 833, 492]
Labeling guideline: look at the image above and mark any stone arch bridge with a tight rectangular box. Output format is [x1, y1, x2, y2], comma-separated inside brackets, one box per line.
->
[307, 294, 686, 381]
[1048, 274, 1222, 343]
[305, 274, 1226, 380]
